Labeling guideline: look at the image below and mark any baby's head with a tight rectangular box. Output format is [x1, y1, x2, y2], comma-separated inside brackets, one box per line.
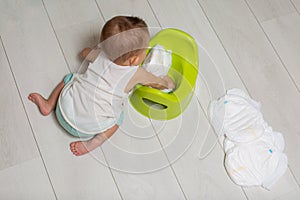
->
[100, 16, 150, 65]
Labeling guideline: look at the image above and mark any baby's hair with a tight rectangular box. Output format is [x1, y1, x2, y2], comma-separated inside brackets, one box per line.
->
[100, 16, 150, 62]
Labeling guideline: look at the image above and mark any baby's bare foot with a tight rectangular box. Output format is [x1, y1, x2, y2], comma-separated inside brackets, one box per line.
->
[70, 140, 100, 156]
[28, 93, 52, 116]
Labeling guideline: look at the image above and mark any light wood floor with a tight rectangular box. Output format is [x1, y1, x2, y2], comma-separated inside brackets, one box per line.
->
[1, 0, 300, 199]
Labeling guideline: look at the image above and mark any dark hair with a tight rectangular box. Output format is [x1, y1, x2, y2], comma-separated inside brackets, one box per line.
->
[100, 16, 150, 62]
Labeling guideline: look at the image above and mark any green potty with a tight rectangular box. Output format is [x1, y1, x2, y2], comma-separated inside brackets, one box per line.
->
[130, 28, 199, 120]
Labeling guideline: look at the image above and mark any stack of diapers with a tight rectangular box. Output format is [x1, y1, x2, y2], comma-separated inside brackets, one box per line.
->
[209, 88, 288, 190]
[142, 44, 173, 93]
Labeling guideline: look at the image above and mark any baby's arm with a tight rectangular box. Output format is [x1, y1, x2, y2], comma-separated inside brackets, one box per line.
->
[125, 67, 175, 93]
[145, 75, 175, 90]
[80, 47, 102, 62]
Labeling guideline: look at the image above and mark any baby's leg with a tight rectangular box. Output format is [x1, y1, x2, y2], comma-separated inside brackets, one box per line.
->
[70, 124, 119, 156]
[28, 80, 65, 116]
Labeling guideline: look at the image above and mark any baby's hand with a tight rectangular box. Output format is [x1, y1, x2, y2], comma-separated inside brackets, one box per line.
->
[162, 75, 175, 90]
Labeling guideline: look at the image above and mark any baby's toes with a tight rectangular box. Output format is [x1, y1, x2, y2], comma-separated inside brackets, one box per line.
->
[28, 94, 34, 101]
[70, 142, 75, 149]
[70, 142, 77, 153]
[71, 148, 79, 156]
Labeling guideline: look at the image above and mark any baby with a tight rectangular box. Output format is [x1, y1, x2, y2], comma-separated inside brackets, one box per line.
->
[28, 16, 175, 156]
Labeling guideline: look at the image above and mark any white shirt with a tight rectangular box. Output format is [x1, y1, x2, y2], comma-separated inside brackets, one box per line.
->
[58, 52, 139, 134]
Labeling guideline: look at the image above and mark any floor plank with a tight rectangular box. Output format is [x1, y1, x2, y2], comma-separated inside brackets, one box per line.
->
[96, 0, 161, 37]
[0, 37, 39, 170]
[261, 12, 300, 91]
[2, 0, 300, 199]
[100, 100, 171, 174]
[245, 0, 295, 22]
[0, 37, 55, 199]
[0, 158, 56, 200]
[198, 0, 300, 198]
[276, 186, 300, 200]
[96, 0, 159, 27]
[152, 96, 248, 200]
[0, 0, 121, 199]
[148, 0, 249, 198]
[291, 0, 300, 12]
[99, 99, 186, 199]
[244, 169, 299, 200]
[43, 0, 105, 72]
[111, 165, 187, 200]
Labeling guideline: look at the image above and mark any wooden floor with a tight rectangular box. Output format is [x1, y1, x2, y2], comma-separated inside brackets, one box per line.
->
[1, 0, 300, 199]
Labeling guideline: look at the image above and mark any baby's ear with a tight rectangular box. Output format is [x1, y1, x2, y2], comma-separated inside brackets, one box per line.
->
[129, 55, 140, 65]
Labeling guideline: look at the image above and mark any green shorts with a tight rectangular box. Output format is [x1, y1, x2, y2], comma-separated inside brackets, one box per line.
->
[56, 73, 124, 138]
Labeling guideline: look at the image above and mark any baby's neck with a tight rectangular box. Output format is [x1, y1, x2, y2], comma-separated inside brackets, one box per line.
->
[113, 59, 131, 66]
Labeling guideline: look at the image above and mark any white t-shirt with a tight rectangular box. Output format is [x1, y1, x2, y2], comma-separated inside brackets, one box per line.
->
[58, 52, 139, 134]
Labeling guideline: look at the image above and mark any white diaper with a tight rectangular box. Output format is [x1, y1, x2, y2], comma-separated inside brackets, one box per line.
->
[209, 88, 288, 190]
[142, 44, 173, 93]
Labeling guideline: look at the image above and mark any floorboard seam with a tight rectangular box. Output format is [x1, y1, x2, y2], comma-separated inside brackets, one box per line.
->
[0, 35, 58, 200]
[244, 0, 300, 93]
[290, 0, 300, 15]
[146, 0, 163, 28]
[195, 1, 251, 199]
[149, 119, 188, 200]
[94, 0, 106, 22]
[100, 147, 124, 200]
[195, 0, 250, 95]
[41, 0, 71, 73]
